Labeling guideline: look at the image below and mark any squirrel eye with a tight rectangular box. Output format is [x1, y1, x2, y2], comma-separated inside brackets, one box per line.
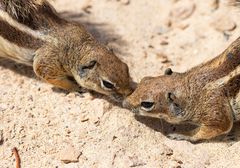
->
[101, 80, 115, 90]
[79, 60, 97, 77]
[140, 101, 155, 111]
[82, 60, 96, 70]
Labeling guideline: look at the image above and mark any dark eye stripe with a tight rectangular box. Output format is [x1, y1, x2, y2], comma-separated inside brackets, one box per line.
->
[141, 102, 154, 109]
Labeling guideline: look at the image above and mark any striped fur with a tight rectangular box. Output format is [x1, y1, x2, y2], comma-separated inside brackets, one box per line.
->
[204, 65, 240, 121]
[0, 0, 133, 99]
[0, 0, 60, 65]
[205, 66, 240, 90]
[231, 91, 240, 121]
[0, 0, 61, 30]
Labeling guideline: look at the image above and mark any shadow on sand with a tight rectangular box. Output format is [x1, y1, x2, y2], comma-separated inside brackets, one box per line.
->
[60, 11, 128, 56]
[134, 115, 240, 144]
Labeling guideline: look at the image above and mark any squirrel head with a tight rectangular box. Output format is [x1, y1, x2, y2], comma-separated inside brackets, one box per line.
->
[123, 72, 187, 123]
[71, 42, 133, 102]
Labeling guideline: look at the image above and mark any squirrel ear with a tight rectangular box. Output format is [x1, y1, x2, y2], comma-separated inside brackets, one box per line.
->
[165, 92, 176, 103]
[79, 60, 97, 77]
[164, 68, 173, 75]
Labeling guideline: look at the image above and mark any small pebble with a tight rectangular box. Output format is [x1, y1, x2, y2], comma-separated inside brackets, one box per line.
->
[80, 113, 89, 122]
[156, 53, 171, 64]
[161, 145, 174, 156]
[209, 0, 219, 10]
[171, 1, 195, 20]
[118, 0, 130, 5]
[0, 130, 3, 144]
[58, 145, 82, 164]
[211, 13, 236, 32]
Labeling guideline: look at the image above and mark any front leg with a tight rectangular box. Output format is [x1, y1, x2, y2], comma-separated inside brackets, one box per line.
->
[168, 91, 234, 143]
[167, 127, 200, 142]
[44, 76, 82, 92]
[167, 118, 233, 143]
[33, 46, 81, 92]
[167, 125, 227, 142]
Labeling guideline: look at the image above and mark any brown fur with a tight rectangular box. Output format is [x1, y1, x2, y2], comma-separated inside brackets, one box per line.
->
[0, 0, 132, 101]
[0, 0, 62, 30]
[0, 19, 43, 49]
[124, 37, 240, 142]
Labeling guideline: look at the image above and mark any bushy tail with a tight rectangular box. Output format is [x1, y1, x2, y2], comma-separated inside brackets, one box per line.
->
[1, 0, 45, 20]
[0, 0, 60, 30]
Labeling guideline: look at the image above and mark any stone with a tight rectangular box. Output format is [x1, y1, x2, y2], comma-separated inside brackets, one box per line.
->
[171, 1, 195, 20]
[79, 113, 89, 122]
[161, 145, 174, 156]
[59, 145, 82, 164]
[209, 0, 219, 10]
[156, 53, 171, 64]
[0, 130, 3, 145]
[119, 0, 130, 5]
[211, 13, 236, 32]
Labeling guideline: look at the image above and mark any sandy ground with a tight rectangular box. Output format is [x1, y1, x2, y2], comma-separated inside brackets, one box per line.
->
[1, 0, 240, 167]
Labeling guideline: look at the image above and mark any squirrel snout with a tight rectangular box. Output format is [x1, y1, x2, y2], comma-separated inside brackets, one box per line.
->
[122, 81, 136, 97]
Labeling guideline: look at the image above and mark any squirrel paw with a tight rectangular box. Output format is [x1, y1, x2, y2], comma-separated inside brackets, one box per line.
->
[167, 133, 188, 141]
[167, 133, 201, 143]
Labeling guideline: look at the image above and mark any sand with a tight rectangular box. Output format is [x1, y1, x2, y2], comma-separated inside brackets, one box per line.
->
[1, 0, 240, 167]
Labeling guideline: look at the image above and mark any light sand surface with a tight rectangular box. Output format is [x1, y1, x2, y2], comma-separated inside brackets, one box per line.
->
[1, 0, 240, 167]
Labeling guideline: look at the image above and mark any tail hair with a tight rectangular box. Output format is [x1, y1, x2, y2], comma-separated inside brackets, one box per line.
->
[0, 0, 58, 29]
[1, 0, 47, 19]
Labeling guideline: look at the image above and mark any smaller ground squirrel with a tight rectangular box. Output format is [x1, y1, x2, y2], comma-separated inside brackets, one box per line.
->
[0, 0, 132, 101]
[123, 36, 240, 142]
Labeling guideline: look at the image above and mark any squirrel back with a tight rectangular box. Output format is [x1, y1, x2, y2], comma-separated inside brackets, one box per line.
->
[0, 0, 65, 65]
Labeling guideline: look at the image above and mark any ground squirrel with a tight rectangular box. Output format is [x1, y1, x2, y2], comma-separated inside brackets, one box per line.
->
[124, 36, 240, 142]
[0, 0, 132, 101]
[123, 0, 240, 143]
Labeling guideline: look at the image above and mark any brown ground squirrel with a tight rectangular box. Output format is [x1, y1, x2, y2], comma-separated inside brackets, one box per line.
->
[123, 0, 240, 143]
[124, 36, 240, 142]
[0, 0, 132, 101]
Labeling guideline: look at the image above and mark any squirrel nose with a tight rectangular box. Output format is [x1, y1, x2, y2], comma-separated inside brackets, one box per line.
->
[123, 82, 136, 97]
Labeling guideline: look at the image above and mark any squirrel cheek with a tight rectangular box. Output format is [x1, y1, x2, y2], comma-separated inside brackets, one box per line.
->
[169, 103, 183, 117]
